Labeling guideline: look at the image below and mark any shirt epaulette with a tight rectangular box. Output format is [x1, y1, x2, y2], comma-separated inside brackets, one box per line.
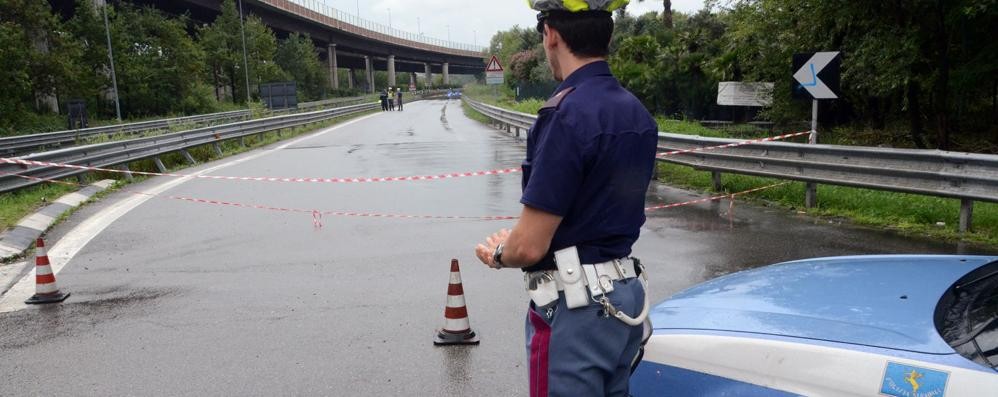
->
[540, 87, 576, 111]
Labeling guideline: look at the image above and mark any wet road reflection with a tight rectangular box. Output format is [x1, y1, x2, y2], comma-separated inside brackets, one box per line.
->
[0, 100, 992, 395]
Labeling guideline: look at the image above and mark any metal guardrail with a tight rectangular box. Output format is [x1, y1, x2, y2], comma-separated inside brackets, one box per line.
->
[0, 102, 379, 194]
[463, 97, 998, 232]
[0, 110, 252, 157]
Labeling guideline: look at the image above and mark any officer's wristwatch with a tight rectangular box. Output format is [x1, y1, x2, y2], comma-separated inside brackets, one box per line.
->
[491, 243, 505, 269]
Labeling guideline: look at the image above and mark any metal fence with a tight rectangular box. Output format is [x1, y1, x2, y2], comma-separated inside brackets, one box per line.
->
[463, 97, 998, 233]
[0, 102, 379, 194]
[0, 110, 252, 157]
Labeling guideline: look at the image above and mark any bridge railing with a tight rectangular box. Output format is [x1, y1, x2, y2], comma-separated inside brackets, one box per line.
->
[463, 97, 998, 233]
[269, 0, 486, 56]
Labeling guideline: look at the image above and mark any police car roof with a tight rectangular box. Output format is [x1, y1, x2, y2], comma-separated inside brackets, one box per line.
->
[649, 255, 998, 354]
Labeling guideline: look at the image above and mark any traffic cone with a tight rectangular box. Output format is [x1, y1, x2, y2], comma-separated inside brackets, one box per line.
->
[434, 259, 480, 345]
[24, 238, 69, 304]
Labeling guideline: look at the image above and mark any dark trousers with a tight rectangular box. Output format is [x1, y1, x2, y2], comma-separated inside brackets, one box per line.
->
[525, 278, 646, 397]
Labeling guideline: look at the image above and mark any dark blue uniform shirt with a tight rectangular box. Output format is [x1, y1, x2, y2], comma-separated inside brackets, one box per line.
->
[521, 61, 658, 272]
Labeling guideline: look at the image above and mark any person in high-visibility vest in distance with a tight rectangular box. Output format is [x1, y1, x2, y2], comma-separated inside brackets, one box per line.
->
[474, 1, 656, 396]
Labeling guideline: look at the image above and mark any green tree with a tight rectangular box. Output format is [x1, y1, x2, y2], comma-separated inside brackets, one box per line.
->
[200, 0, 285, 103]
[105, 4, 209, 116]
[276, 33, 328, 101]
[0, 0, 80, 117]
[487, 26, 542, 89]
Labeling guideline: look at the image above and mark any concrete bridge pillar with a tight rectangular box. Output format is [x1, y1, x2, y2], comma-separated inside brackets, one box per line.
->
[410, 72, 417, 88]
[348, 69, 355, 89]
[364, 56, 374, 93]
[387, 55, 396, 87]
[424, 63, 433, 89]
[443, 63, 450, 86]
[327, 44, 339, 90]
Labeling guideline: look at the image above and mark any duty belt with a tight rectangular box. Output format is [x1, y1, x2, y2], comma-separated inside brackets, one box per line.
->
[525, 258, 639, 292]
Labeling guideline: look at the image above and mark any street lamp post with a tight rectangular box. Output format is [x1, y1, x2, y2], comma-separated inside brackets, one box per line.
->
[100, 1, 121, 121]
[238, 0, 251, 104]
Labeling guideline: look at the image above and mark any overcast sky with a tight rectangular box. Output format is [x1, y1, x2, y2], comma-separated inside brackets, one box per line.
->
[313, 0, 706, 48]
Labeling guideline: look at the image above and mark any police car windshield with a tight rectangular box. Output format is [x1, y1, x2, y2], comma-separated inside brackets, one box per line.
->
[936, 261, 998, 369]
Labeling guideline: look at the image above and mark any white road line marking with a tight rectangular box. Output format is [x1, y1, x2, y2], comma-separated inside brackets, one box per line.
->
[0, 113, 380, 313]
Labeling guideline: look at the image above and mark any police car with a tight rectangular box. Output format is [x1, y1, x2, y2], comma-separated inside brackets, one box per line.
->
[630, 255, 998, 396]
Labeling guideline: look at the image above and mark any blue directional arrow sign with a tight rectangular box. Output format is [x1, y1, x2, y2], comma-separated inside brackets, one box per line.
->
[792, 52, 841, 100]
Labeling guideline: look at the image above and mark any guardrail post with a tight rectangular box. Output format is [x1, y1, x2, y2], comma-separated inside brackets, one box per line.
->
[212, 142, 223, 157]
[153, 157, 167, 173]
[959, 199, 974, 233]
[76, 174, 86, 185]
[805, 184, 817, 209]
[180, 150, 196, 165]
[240, 137, 247, 147]
[712, 171, 723, 191]
[120, 164, 133, 181]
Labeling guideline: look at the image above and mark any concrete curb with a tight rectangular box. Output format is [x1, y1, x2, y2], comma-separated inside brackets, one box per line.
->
[0, 180, 115, 262]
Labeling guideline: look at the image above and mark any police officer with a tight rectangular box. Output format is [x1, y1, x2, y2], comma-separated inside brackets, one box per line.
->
[474, 1, 657, 396]
[379, 89, 389, 111]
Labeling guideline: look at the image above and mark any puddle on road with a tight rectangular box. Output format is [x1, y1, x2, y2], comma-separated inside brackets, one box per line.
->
[0, 288, 176, 350]
[440, 104, 452, 131]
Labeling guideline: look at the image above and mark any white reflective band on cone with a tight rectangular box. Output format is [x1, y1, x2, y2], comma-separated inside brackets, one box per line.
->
[445, 318, 470, 332]
[447, 295, 466, 307]
[35, 282, 58, 295]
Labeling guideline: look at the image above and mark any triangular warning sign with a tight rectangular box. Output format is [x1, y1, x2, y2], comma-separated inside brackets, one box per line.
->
[485, 55, 503, 72]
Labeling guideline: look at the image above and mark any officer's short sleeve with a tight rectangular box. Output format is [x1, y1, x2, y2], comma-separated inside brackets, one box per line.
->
[520, 114, 587, 217]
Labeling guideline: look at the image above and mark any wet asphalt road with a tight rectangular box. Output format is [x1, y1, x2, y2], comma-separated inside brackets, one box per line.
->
[0, 100, 992, 396]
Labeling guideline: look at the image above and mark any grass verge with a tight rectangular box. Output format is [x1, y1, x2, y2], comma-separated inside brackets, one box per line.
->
[658, 162, 998, 247]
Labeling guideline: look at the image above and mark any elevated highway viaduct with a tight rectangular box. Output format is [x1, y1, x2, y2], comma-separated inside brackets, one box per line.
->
[135, 0, 486, 92]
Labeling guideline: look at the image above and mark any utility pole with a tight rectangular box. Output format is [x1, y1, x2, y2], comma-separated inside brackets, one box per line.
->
[388, 8, 392, 30]
[101, 1, 122, 121]
[238, 0, 251, 104]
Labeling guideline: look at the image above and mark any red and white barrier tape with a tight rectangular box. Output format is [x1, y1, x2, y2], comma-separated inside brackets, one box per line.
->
[0, 131, 808, 184]
[3, 170, 788, 225]
[0, 157, 520, 184]
[644, 182, 789, 211]
[657, 131, 811, 158]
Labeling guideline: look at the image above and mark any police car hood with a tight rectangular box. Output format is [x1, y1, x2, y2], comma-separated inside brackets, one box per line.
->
[649, 255, 998, 354]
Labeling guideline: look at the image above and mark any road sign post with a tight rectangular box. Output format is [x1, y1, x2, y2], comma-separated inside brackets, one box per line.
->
[485, 55, 504, 86]
[792, 51, 841, 208]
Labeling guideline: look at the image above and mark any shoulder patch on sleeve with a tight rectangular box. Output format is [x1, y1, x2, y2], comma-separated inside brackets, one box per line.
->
[540, 87, 576, 111]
